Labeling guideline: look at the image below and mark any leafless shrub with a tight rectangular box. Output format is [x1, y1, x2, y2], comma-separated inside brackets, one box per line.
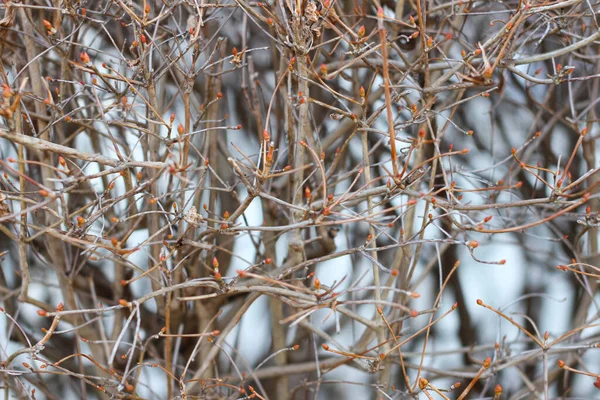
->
[1, 0, 600, 399]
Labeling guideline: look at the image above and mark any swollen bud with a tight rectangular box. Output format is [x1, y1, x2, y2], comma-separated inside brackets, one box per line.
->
[357, 25, 365, 38]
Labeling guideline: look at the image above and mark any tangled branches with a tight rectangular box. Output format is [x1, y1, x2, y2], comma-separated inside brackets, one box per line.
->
[1, 0, 600, 399]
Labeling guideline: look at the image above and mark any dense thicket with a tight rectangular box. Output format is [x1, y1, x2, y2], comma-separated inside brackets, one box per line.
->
[1, 1, 600, 399]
